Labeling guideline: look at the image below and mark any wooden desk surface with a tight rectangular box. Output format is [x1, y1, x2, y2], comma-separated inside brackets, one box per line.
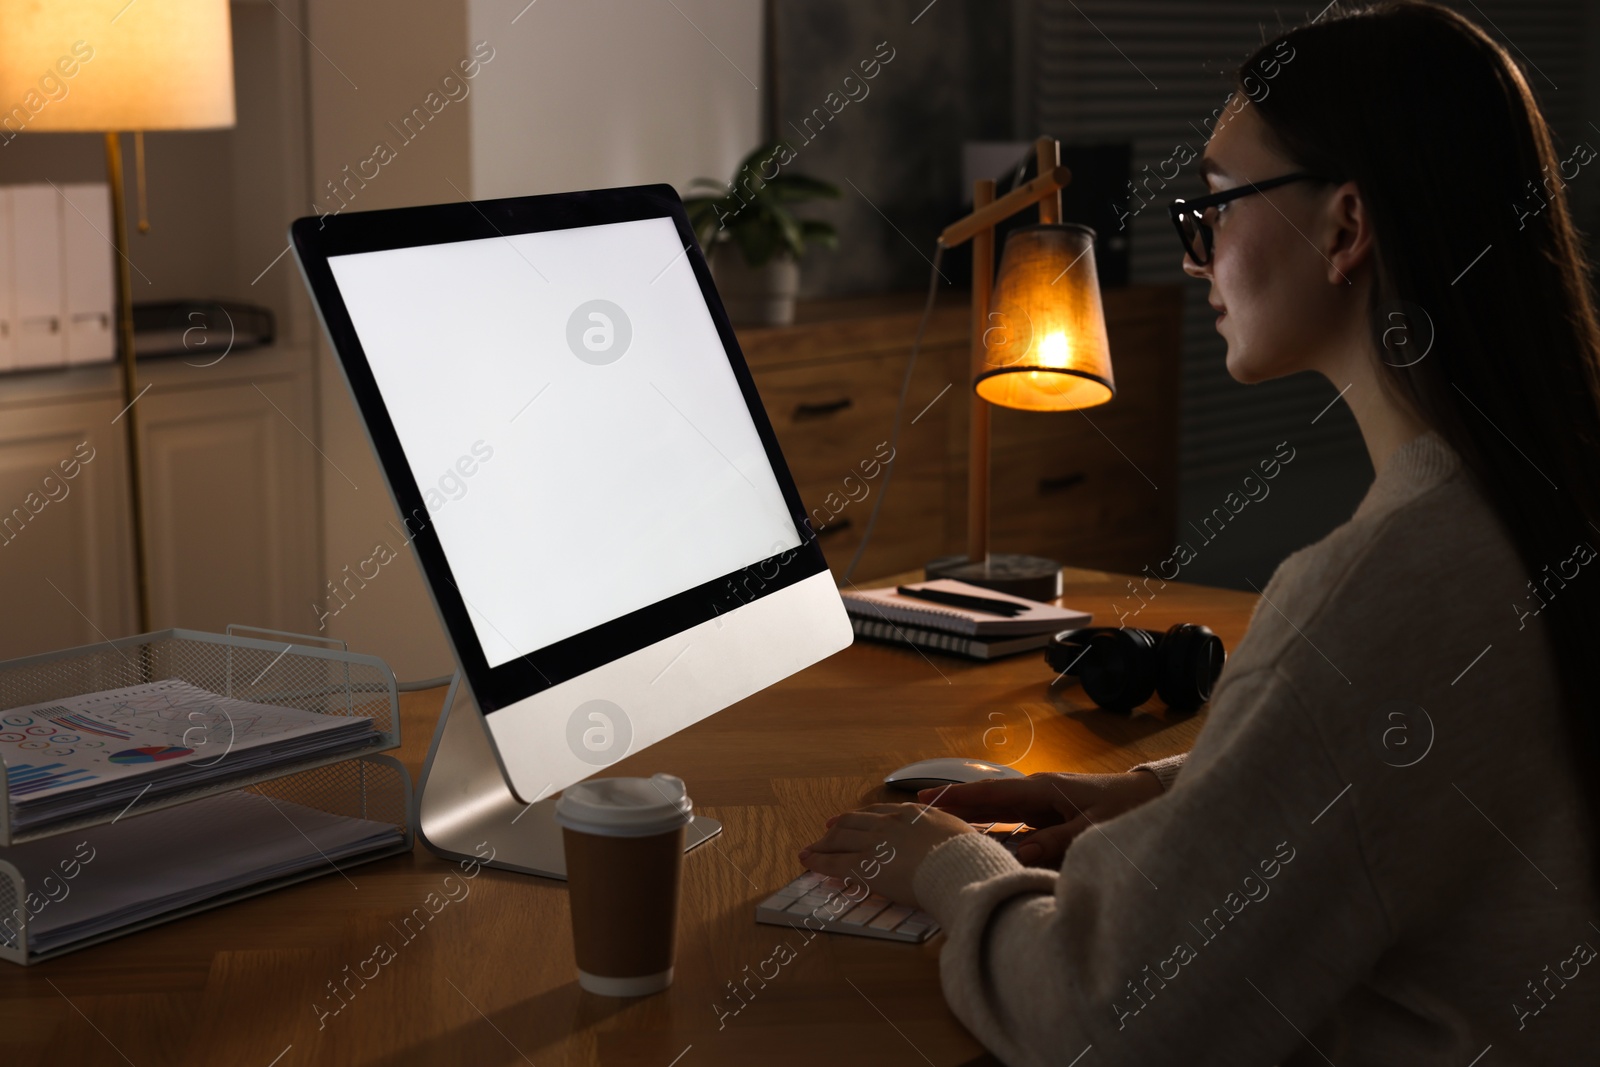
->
[2, 567, 1257, 1067]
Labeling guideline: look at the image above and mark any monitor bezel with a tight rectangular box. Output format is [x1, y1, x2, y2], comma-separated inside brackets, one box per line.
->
[291, 184, 828, 714]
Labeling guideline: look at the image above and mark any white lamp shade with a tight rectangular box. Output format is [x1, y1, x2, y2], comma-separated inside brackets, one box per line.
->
[0, 0, 235, 131]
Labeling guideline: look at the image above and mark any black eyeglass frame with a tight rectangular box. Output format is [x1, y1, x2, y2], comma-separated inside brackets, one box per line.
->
[1168, 172, 1332, 265]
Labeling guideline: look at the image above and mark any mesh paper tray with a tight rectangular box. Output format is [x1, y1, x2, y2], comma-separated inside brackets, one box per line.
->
[0, 754, 413, 965]
[0, 626, 400, 847]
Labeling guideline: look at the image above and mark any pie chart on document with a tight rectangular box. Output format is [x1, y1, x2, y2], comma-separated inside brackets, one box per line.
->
[109, 746, 195, 764]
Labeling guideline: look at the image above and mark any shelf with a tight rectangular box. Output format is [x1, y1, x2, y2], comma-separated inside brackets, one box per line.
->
[0, 626, 400, 847]
[0, 753, 412, 965]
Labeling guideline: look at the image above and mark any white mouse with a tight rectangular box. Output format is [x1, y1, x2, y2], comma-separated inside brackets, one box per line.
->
[884, 756, 1027, 792]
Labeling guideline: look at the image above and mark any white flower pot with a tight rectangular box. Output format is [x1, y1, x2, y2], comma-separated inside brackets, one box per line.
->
[710, 246, 800, 326]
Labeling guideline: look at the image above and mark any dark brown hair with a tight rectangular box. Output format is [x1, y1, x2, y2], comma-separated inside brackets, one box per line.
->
[1238, 1, 1600, 885]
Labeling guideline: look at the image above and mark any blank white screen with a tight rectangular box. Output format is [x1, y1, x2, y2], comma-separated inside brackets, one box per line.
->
[327, 216, 801, 668]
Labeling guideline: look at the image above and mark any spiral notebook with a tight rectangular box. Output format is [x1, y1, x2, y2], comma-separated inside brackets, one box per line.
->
[848, 616, 1055, 660]
[840, 579, 1091, 637]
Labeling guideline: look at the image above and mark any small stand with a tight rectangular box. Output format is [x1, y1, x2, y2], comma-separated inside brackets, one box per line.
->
[924, 552, 1064, 602]
[415, 673, 722, 880]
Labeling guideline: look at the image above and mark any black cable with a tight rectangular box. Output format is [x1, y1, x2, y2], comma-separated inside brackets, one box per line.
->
[840, 243, 947, 587]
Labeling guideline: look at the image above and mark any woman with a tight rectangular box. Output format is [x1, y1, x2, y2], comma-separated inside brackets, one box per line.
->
[799, 3, 1600, 1063]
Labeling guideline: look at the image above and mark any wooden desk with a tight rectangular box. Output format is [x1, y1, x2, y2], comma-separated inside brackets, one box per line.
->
[1, 568, 1257, 1067]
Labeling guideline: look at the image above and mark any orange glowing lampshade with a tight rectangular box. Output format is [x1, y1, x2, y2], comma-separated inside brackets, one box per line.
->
[975, 224, 1115, 412]
[0, 0, 235, 131]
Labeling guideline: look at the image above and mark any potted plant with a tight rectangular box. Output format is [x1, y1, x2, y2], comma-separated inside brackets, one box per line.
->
[683, 142, 840, 326]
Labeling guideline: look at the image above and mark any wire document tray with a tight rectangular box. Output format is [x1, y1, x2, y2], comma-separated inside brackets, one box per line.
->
[0, 754, 412, 965]
[0, 626, 400, 846]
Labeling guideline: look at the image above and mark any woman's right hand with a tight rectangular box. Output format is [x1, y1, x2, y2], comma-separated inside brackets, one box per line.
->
[916, 771, 1165, 867]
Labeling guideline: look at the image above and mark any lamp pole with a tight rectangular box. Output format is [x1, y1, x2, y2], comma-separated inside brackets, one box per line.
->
[966, 178, 995, 565]
[104, 130, 153, 634]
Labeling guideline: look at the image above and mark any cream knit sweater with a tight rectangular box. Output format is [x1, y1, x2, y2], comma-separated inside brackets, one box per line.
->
[913, 431, 1599, 1065]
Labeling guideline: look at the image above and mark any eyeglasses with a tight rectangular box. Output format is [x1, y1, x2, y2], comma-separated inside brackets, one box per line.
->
[1169, 172, 1331, 265]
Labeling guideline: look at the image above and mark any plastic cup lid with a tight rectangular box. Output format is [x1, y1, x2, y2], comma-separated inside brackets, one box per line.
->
[553, 773, 694, 837]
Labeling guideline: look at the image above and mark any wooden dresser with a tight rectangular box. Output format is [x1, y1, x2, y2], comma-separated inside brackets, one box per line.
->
[735, 286, 1184, 584]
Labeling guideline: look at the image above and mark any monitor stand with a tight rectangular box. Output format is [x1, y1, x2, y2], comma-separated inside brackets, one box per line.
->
[415, 672, 723, 879]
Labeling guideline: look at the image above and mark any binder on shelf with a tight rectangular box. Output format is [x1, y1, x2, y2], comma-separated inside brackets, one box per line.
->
[0, 625, 412, 964]
[60, 183, 114, 366]
[11, 184, 63, 372]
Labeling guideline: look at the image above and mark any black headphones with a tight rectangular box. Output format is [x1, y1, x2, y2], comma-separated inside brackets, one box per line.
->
[1046, 624, 1226, 713]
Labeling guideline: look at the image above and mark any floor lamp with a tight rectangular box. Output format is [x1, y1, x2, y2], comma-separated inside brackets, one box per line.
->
[0, 1, 237, 633]
[925, 136, 1117, 603]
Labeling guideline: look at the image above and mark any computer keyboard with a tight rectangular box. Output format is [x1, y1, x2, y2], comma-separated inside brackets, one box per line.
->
[755, 822, 1034, 943]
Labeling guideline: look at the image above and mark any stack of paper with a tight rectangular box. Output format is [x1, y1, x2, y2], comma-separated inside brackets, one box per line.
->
[1, 680, 381, 833]
[0, 790, 403, 954]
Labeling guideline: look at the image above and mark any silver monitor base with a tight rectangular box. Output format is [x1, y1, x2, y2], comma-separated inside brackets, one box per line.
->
[415, 672, 722, 879]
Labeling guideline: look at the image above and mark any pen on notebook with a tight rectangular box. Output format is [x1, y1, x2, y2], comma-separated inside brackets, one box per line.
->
[894, 585, 1029, 617]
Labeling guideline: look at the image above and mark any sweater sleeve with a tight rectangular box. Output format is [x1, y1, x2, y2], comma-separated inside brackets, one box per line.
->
[910, 666, 1393, 1067]
[1128, 752, 1186, 790]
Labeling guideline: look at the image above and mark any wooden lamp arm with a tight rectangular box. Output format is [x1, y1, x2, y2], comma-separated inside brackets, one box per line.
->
[939, 162, 1072, 248]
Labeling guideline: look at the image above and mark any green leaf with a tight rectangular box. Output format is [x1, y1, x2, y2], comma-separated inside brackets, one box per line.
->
[800, 218, 838, 249]
[763, 201, 804, 260]
[700, 142, 844, 265]
[734, 215, 782, 268]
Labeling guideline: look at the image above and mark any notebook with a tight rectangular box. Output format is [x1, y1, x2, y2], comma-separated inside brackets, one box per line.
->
[841, 579, 1091, 637]
[849, 617, 1054, 660]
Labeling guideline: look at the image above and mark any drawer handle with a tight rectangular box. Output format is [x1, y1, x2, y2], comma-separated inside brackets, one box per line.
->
[815, 517, 854, 538]
[793, 397, 853, 419]
[1037, 472, 1087, 494]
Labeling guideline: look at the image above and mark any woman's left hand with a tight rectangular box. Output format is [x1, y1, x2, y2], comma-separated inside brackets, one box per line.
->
[798, 802, 975, 909]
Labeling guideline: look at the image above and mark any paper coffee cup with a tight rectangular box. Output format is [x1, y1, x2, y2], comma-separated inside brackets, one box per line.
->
[554, 773, 694, 996]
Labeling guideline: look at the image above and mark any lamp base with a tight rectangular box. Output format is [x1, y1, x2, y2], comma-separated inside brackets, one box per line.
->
[923, 553, 1063, 602]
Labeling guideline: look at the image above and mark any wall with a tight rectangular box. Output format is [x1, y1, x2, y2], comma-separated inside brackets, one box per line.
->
[466, 0, 763, 199]
[767, 0, 1013, 297]
[304, 0, 474, 680]
[305, 0, 763, 680]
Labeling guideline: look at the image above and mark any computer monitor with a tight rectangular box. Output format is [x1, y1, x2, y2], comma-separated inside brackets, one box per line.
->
[291, 185, 853, 875]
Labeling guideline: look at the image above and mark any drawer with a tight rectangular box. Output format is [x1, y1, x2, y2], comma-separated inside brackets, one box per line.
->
[979, 443, 1175, 573]
[752, 344, 961, 488]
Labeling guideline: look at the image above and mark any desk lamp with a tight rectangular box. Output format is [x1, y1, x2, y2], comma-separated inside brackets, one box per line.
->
[0, 0, 237, 633]
[924, 136, 1115, 602]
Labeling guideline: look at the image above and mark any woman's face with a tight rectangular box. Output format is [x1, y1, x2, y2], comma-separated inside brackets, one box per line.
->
[1182, 103, 1354, 385]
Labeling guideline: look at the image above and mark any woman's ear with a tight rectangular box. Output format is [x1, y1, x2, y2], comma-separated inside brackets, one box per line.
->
[1325, 179, 1373, 286]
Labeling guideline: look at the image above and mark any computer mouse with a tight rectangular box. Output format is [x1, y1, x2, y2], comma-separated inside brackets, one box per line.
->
[884, 757, 1027, 792]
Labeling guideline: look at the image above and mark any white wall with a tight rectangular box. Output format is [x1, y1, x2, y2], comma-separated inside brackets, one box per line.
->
[467, 0, 763, 199]
[303, 0, 763, 682]
[306, 0, 473, 683]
